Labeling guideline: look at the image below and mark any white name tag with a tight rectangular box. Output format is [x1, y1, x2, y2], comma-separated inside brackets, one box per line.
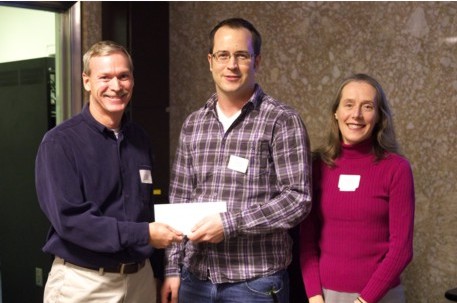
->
[227, 155, 249, 174]
[139, 169, 153, 184]
[338, 174, 360, 191]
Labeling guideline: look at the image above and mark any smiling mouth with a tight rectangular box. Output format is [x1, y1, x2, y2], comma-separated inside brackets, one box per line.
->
[224, 75, 240, 80]
[105, 93, 126, 99]
[347, 123, 365, 129]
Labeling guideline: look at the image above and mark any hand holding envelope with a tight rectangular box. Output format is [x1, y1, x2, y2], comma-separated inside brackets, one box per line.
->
[154, 202, 227, 243]
[187, 213, 225, 243]
[148, 222, 184, 248]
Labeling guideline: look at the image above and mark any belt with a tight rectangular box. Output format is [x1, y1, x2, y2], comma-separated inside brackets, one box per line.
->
[60, 258, 146, 274]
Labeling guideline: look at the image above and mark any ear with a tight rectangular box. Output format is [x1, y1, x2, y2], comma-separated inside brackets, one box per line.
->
[253, 54, 261, 71]
[334, 113, 338, 120]
[208, 54, 213, 72]
[82, 73, 91, 92]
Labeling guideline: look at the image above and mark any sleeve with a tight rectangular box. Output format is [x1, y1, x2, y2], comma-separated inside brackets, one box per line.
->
[360, 157, 415, 303]
[168, 117, 195, 204]
[299, 159, 324, 298]
[164, 121, 193, 276]
[222, 112, 312, 237]
[35, 136, 150, 254]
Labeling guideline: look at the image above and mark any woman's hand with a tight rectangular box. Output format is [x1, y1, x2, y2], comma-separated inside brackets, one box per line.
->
[354, 297, 367, 303]
[309, 294, 325, 303]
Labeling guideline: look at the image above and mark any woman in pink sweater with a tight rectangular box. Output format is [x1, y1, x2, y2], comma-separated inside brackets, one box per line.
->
[300, 74, 415, 303]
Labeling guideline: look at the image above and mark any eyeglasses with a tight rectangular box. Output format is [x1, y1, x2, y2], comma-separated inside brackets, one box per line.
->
[211, 51, 255, 64]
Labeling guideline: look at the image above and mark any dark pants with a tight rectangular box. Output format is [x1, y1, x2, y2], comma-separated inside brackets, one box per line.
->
[178, 267, 289, 303]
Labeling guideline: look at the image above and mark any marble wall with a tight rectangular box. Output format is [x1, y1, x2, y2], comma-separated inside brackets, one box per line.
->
[169, 2, 457, 303]
[81, 2, 102, 103]
[81, 1, 102, 52]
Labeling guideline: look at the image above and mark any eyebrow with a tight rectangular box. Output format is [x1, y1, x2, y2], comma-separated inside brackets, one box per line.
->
[341, 98, 375, 103]
[214, 50, 251, 53]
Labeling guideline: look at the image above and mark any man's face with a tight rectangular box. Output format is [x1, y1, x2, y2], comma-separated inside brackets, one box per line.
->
[208, 26, 260, 102]
[82, 52, 134, 123]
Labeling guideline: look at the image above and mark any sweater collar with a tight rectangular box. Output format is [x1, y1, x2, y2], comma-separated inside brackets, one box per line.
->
[340, 139, 374, 159]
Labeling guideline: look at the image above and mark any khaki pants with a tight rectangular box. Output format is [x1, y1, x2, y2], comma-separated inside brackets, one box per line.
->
[323, 285, 405, 303]
[44, 257, 157, 303]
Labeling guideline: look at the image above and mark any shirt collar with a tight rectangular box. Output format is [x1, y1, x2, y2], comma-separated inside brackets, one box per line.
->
[81, 103, 130, 135]
[205, 84, 264, 113]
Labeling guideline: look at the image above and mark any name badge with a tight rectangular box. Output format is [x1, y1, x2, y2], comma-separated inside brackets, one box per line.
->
[338, 174, 360, 191]
[139, 169, 153, 184]
[227, 155, 249, 174]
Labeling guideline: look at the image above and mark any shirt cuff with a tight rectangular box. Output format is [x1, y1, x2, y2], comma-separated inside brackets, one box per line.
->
[118, 221, 150, 247]
[220, 211, 238, 239]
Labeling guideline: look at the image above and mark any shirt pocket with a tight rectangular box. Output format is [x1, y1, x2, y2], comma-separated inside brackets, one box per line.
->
[190, 141, 215, 185]
[246, 140, 270, 179]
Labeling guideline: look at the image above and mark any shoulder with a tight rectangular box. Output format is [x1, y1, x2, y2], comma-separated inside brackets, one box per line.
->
[185, 106, 208, 122]
[257, 94, 305, 129]
[260, 93, 300, 115]
[41, 113, 84, 142]
[380, 153, 414, 183]
[383, 153, 412, 169]
[180, 101, 214, 133]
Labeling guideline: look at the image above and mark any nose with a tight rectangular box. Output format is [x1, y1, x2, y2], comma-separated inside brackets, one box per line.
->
[227, 55, 239, 69]
[352, 107, 362, 118]
[109, 77, 121, 90]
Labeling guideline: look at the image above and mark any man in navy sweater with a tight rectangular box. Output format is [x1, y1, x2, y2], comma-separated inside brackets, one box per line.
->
[35, 40, 183, 302]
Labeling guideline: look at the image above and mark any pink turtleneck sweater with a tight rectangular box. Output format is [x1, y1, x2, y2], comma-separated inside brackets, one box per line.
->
[300, 140, 415, 303]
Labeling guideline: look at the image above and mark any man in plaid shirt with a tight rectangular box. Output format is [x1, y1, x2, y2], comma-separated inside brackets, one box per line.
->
[161, 18, 312, 303]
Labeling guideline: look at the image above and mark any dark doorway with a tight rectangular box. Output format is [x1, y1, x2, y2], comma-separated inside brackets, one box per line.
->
[0, 2, 79, 302]
[0, 57, 55, 303]
[102, 2, 170, 205]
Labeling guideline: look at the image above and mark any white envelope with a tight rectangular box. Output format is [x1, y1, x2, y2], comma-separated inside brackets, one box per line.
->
[154, 201, 227, 235]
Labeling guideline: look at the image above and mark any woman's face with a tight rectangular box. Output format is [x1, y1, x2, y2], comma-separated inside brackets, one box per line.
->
[335, 81, 378, 145]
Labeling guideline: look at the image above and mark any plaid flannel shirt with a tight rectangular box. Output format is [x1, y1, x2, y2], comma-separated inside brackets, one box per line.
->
[165, 85, 312, 283]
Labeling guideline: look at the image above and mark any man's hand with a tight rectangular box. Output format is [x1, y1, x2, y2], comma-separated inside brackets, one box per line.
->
[148, 222, 183, 248]
[161, 276, 180, 303]
[187, 213, 224, 243]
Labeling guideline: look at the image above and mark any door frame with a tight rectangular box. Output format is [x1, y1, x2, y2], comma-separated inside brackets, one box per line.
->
[0, 1, 82, 120]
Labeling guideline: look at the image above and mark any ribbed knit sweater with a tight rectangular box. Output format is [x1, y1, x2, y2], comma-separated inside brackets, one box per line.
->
[300, 140, 415, 303]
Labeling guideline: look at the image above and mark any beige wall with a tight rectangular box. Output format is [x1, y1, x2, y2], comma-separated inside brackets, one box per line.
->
[169, 2, 457, 303]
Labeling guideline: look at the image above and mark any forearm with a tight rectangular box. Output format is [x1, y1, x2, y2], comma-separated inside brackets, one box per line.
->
[222, 189, 310, 238]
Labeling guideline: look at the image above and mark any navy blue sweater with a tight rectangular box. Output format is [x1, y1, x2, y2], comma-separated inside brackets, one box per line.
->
[35, 104, 154, 268]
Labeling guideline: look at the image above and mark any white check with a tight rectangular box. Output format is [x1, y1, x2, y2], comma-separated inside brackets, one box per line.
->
[154, 201, 227, 235]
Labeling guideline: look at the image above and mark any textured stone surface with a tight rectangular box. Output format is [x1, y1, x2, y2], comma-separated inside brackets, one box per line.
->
[169, 2, 457, 302]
